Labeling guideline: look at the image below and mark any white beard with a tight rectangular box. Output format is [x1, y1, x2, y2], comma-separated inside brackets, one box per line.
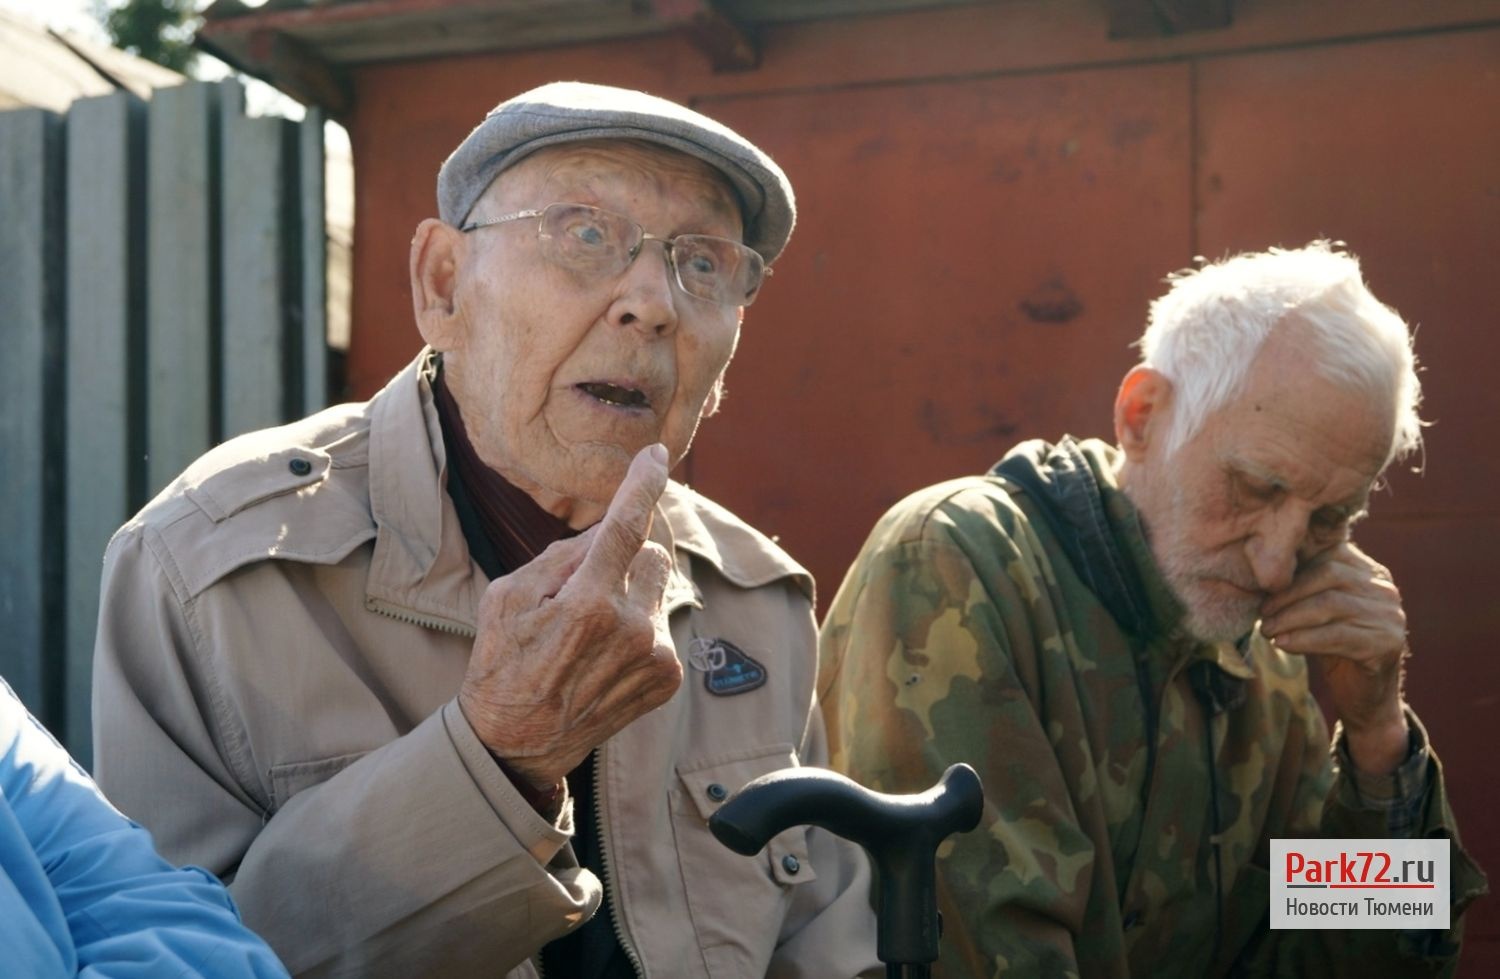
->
[1149, 486, 1263, 643]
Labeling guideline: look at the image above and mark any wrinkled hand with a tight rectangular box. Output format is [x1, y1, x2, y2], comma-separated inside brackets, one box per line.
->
[458, 444, 682, 788]
[1260, 540, 1410, 774]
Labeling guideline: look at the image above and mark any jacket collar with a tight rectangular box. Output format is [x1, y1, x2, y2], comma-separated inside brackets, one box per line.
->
[994, 436, 1253, 680]
[657, 483, 815, 602]
[364, 351, 488, 633]
[362, 350, 799, 633]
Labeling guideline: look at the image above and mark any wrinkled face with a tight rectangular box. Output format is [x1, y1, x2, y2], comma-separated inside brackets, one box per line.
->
[1124, 331, 1396, 642]
[436, 140, 744, 525]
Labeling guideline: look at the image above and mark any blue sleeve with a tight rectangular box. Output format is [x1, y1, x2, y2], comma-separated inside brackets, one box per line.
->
[0, 679, 289, 979]
[0, 796, 74, 978]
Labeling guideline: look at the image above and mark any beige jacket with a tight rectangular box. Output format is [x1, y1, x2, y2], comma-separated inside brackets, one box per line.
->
[92, 353, 879, 978]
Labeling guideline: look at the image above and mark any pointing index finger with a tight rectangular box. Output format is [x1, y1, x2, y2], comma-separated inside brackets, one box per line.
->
[575, 444, 670, 587]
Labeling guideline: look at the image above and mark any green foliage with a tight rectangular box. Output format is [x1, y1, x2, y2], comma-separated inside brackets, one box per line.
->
[99, 0, 202, 75]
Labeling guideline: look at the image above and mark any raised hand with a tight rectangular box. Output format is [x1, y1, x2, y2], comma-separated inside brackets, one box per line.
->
[1260, 540, 1410, 774]
[457, 444, 683, 788]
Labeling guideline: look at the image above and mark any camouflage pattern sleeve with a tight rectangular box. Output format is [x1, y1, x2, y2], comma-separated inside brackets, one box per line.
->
[1234, 707, 1488, 976]
[819, 482, 1099, 979]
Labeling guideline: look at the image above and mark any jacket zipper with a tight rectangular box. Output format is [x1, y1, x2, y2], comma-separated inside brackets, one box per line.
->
[529, 753, 639, 979]
[595, 744, 647, 977]
[1120, 635, 1166, 914]
[369, 595, 651, 975]
[364, 596, 477, 637]
[1129, 642, 1159, 838]
[1125, 643, 1210, 920]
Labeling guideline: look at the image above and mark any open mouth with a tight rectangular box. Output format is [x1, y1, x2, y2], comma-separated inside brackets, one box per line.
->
[578, 381, 651, 410]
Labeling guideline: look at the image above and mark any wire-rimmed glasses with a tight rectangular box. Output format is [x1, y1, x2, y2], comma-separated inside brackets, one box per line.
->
[462, 202, 770, 308]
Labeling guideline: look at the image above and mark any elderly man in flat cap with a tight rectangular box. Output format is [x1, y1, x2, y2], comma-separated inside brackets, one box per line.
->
[92, 82, 879, 978]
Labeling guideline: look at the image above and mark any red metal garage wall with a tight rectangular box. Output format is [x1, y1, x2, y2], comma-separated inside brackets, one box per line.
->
[688, 65, 1190, 601]
[346, 6, 1499, 969]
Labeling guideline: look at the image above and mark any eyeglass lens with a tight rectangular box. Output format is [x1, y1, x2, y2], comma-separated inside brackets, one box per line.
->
[536, 203, 764, 307]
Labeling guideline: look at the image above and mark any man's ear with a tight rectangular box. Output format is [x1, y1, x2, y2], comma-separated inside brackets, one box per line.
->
[410, 218, 467, 351]
[1114, 365, 1172, 461]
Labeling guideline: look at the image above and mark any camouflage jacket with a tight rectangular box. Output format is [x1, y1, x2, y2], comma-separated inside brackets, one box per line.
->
[819, 437, 1486, 978]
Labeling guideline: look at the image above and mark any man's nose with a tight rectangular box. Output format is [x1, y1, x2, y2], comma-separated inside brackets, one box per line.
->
[608, 243, 679, 338]
[1245, 507, 1306, 594]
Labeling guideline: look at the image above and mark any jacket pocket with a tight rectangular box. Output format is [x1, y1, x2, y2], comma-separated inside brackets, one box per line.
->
[670, 744, 818, 978]
[268, 750, 369, 812]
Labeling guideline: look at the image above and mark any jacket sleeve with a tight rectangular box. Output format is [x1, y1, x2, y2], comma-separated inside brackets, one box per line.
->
[2, 678, 289, 979]
[764, 590, 884, 979]
[1237, 699, 1489, 977]
[819, 511, 1094, 979]
[91, 527, 600, 977]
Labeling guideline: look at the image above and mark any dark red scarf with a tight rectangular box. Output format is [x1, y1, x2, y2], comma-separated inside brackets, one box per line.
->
[432, 371, 577, 574]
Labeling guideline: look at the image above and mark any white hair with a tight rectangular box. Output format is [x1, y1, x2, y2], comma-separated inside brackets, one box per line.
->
[1137, 241, 1423, 466]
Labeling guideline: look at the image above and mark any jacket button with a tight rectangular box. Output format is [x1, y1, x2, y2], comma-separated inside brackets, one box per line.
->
[706, 783, 727, 802]
[781, 854, 800, 875]
[288, 458, 313, 477]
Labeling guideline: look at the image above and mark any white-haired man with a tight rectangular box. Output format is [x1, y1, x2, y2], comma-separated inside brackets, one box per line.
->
[820, 242, 1486, 977]
[92, 82, 878, 977]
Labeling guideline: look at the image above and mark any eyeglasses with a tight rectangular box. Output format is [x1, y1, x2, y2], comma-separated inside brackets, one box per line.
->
[461, 202, 770, 308]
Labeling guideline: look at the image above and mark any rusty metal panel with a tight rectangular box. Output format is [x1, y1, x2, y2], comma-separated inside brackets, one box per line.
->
[344, 11, 1500, 398]
[1108, 0, 1233, 39]
[686, 66, 1193, 599]
[1196, 29, 1500, 519]
[237, 0, 1500, 115]
[1198, 29, 1500, 960]
[347, 58, 1195, 597]
[1354, 515, 1500, 965]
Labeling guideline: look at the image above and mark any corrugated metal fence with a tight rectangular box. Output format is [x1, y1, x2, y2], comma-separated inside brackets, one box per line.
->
[0, 78, 328, 767]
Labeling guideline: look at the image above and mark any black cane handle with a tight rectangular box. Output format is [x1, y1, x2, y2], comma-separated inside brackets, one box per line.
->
[708, 763, 983, 969]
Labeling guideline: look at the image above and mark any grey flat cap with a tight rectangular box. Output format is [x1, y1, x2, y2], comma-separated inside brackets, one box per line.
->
[438, 81, 796, 263]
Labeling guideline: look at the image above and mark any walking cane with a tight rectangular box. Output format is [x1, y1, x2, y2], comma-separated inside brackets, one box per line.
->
[709, 763, 984, 979]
